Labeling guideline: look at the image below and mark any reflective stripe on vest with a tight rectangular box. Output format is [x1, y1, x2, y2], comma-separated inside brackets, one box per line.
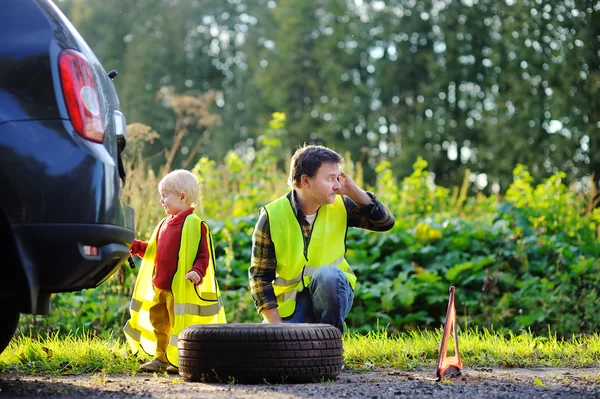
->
[128, 289, 224, 317]
[274, 254, 356, 314]
[265, 194, 355, 318]
[173, 298, 224, 317]
[123, 213, 227, 367]
[272, 254, 346, 286]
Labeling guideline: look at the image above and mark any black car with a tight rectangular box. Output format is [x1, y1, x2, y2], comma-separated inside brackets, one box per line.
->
[0, 0, 135, 353]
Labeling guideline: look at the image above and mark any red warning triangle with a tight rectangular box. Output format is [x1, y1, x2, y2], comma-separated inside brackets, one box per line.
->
[436, 286, 462, 380]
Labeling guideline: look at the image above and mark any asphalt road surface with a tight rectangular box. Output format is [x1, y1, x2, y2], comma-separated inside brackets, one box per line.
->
[1, 367, 599, 398]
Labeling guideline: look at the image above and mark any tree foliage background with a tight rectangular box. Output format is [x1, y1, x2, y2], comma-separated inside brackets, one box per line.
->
[57, 0, 599, 192]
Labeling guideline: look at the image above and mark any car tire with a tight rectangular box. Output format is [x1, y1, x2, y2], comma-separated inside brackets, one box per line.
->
[178, 323, 343, 383]
[0, 307, 19, 354]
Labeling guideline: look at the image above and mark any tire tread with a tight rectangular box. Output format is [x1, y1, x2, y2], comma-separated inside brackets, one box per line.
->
[178, 323, 343, 383]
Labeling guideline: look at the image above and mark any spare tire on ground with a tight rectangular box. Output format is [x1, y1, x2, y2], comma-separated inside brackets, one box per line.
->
[178, 323, 343, 383]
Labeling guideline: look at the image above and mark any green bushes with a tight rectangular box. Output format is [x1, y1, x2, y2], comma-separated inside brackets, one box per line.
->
[346, 209, 600, 337]
[341, 158, 600, 337]
[17, 118, 600, 339]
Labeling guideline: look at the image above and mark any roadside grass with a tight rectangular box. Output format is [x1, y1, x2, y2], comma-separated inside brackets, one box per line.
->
[0, 332, 148, 375]
[344, 327, 600, 371]
[1, 328, 598, 375]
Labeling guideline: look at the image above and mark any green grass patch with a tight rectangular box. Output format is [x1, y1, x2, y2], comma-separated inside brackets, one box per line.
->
[1, 328, 599, 375]
[343, 327, 600, 370]
[0, 331, 148, 375]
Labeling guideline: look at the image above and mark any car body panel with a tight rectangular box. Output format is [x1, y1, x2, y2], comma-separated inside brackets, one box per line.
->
[0, 0, 135, 322]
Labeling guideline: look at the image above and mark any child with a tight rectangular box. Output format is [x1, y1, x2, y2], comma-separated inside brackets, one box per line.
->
[124, 169, 226, 373]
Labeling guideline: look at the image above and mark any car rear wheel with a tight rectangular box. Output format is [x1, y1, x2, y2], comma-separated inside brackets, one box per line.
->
[0, 307, 19, 354]
[178, 323, 343, 383]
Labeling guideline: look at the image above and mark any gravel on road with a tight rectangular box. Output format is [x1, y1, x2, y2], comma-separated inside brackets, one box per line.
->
[1, 367, 599, 398]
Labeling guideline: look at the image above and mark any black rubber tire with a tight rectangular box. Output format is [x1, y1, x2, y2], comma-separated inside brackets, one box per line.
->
[178, 323, 343, 383]
[0, 307, 19, 355]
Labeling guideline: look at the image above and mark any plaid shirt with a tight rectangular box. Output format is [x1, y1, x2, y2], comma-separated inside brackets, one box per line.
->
[249, 190, 395, 313]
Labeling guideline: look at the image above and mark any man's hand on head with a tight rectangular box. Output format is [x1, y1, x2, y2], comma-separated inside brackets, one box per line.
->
[337, 171, 371, 204]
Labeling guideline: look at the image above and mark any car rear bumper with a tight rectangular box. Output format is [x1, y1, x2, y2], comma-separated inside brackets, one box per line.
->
[11, 205, 135, 293]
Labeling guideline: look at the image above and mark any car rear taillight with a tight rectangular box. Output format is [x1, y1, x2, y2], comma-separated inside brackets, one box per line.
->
[58, 49, 104, 143]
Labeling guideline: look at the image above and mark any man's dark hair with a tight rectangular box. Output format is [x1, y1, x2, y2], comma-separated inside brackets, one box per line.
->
[288, 145, 343, 188]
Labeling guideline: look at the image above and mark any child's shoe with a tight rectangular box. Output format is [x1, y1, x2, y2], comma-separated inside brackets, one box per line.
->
[139, 358, 168, 372]
[166, 365, 179, 374]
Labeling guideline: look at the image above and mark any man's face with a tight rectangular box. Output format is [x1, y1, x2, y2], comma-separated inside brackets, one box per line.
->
[304, 162, 341, 206]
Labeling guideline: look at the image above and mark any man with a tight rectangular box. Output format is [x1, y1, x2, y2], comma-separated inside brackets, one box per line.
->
[249, 145, 395, 332]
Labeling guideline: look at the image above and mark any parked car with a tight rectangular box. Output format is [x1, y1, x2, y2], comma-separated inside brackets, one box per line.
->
[0, 0, 135, 354]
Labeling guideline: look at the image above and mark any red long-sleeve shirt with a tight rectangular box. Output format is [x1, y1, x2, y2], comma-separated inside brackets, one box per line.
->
[130, 208, 209, 291]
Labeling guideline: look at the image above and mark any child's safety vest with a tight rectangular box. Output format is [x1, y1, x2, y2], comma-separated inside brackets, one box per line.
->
[264, 194, 356, 318]
[123, 213, 226, 367]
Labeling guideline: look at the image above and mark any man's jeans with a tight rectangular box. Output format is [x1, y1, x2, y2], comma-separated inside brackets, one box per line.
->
[282, 266, 354, 332]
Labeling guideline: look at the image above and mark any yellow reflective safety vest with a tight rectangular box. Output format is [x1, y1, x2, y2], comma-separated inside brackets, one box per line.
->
[265, 194, 356, 318]
[123, 213, 226, 367]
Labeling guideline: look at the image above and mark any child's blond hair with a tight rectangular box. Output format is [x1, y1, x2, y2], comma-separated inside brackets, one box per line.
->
[158, 169, 200, 207]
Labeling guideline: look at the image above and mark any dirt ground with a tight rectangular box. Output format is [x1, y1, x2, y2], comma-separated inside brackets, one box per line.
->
[1, 366, 599, 398]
